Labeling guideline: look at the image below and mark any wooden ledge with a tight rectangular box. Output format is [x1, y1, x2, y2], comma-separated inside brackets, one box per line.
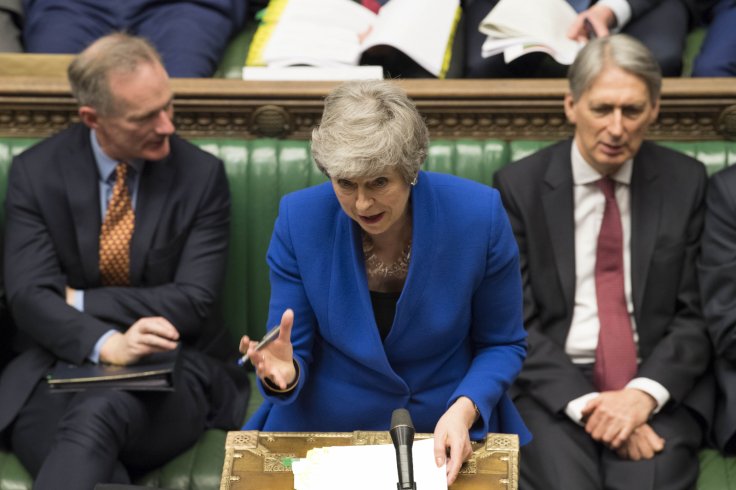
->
[0, 77, 734, 141]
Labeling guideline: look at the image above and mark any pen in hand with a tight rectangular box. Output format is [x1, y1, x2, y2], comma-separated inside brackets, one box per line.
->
[237, 324, 282, 367]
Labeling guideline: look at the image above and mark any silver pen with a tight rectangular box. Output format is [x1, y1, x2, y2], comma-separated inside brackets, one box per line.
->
[237, 324, 281, 367]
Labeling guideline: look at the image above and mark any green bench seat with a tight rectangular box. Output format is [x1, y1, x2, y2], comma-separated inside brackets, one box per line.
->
[0, 137, 735, 489]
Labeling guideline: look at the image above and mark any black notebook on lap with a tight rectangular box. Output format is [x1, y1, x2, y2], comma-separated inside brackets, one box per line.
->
[46, 347, 181, 392]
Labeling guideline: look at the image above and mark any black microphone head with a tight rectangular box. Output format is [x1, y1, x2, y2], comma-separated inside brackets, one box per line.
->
[391, 408, 414, 430]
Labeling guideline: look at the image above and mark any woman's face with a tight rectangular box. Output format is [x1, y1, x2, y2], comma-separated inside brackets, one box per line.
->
[331, 168, 412, 239]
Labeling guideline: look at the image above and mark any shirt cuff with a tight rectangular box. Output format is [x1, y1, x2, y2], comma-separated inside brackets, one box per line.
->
[88, 330, 118, 364]
[70, 290, 84, 311]
[565, 392, 600, 426]
[626, 377, 670, 414]
[597, 0, 631, 30]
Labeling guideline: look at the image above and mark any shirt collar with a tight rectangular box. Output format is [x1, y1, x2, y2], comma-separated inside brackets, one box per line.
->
[570, 138, 633, 186]
[90, 129, 144, 182]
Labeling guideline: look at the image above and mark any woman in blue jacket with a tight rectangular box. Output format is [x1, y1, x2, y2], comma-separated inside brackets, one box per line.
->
[240, 80, 530, 484]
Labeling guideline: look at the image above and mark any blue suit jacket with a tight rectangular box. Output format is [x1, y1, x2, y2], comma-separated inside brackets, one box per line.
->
[246, 171, 531, 444]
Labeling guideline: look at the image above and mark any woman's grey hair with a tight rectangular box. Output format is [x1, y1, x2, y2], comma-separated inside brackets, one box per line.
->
[311, 80, 429, 185]
[68, 32, 163, 116]
[568, 34, 661, 105]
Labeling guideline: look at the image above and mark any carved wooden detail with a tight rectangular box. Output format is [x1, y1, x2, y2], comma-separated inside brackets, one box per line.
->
[0, 77, 734, 141]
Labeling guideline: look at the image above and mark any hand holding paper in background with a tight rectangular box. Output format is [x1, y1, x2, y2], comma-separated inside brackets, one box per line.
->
[479, 0, 583, 65]
[245, 0, 461, 78]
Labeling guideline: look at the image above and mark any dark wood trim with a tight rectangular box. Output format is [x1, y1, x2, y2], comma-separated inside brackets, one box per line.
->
[0, 77, 734, 141]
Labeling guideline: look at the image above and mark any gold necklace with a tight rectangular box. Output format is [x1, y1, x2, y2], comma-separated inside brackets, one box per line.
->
[362, 234, 412, 280]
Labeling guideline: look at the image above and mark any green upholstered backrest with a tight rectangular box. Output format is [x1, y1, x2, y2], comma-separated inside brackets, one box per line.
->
[1, 136, 736, 490]
[1, 137, 736, 342]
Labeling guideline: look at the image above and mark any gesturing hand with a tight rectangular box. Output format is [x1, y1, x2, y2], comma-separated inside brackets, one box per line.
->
[239, 309, 296, 390]
[100, 316, 180, 366]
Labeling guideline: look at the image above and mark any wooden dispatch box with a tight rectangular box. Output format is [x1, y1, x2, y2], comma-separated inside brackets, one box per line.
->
[220, 431, 519, 490]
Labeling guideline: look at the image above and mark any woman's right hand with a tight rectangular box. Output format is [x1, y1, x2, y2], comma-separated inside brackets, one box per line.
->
[239, 309, 296, 390]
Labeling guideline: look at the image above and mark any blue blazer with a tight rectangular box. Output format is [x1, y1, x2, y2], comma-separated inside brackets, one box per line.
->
[246, 171, 531, 444]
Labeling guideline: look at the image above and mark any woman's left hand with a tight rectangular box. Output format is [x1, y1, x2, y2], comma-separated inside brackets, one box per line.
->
[433, 396, 476, 485]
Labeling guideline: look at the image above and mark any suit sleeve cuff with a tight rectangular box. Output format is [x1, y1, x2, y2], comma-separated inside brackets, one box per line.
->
[565, 392, 600, 426]
[597, 0, 631, 29]
[71, 289, 85, 312]
[88, 329, 118, 364]
[626, 377, 670, 414]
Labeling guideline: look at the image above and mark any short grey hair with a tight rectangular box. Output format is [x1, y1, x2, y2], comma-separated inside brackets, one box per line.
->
[68, 32, 163, 116]
[568, 34, 661, 104]
[311, 80, 429, 185]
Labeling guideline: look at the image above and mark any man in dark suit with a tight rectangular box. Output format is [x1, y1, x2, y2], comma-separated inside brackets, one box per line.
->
[494, 34, 712, 489]
[700, 154, 736, 453]
[0, 33, 247, 489]
[465, 0, 693, 77]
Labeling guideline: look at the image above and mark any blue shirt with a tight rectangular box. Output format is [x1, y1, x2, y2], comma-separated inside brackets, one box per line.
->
[74, 130, 144, 362]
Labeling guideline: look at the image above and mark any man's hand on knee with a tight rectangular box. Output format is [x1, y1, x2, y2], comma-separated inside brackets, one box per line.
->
[100, 317, 180, 365]
[615, 423, 665, 461]
[581, 388, 657, 449]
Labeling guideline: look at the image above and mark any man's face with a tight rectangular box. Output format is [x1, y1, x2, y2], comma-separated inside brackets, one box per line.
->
[564, 65, 659, 175]
[83, 61, 175, 162]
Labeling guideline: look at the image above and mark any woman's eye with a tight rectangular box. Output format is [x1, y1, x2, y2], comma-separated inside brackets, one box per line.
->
[372, 178, 388, 188]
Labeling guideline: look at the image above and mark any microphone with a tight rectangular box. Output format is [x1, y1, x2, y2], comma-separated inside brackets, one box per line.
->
[390, 408, 417, 490]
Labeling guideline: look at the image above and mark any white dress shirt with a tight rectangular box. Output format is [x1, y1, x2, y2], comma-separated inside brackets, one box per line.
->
[564, 140, 669, 424]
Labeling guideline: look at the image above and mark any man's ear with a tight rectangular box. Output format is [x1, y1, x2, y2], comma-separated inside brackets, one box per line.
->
[563, 93, 577, 125]
[78, 106, 99, 129]
[649, 99, 660, 124]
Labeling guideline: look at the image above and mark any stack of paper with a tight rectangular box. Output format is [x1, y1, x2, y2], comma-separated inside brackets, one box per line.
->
[291, 437, 447, 490]
[479, 0, 583, 65]
[245, 0, 461, 78]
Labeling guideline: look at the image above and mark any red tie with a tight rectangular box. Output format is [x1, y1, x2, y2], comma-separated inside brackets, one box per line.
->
[593, 177, 637, 391]
[361, 0, 381, 13]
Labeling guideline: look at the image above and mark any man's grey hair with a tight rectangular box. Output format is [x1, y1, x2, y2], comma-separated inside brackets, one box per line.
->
[311, 80, 429, 185]
[568, 34, 662, 105]
[67, 32, 163, 116]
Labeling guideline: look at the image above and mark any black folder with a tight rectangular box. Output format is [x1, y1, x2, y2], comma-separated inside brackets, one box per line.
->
[46, 347, 180, 392]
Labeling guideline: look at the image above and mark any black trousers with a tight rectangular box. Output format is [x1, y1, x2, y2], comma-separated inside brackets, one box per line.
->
[10, 354, 212, 490]
[515, 365, 702, 490]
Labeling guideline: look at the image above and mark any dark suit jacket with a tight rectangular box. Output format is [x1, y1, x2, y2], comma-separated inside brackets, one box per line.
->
[699, 164, 736, 451]
[494, 139, 713, 429]
[0, 123, 247, 433]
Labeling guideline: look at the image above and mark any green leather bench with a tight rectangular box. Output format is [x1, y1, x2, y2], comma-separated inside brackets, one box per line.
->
[1, 137, 736, 489]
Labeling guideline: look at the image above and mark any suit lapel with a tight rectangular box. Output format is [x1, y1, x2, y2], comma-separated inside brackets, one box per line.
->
[129, 156, 175, 284]
[61, 127, 102, 284]
[630, 147, 660, 313]
[541, 142, 576, 309]
[387, 172, 435, 342]
[327, 210, 394, 374]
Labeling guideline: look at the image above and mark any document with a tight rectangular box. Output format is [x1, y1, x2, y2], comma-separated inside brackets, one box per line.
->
[291, 437, 447, 490]
[242, 65, 384, 81]
[479, 0, 583, 65]
[245, 0, 461, 78]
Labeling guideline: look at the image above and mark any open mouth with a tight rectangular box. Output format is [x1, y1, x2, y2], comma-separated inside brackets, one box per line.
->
[359, 212, 384, 224]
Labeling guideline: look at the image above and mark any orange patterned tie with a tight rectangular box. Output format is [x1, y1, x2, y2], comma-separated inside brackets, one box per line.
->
[99, 162, 135, 286]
